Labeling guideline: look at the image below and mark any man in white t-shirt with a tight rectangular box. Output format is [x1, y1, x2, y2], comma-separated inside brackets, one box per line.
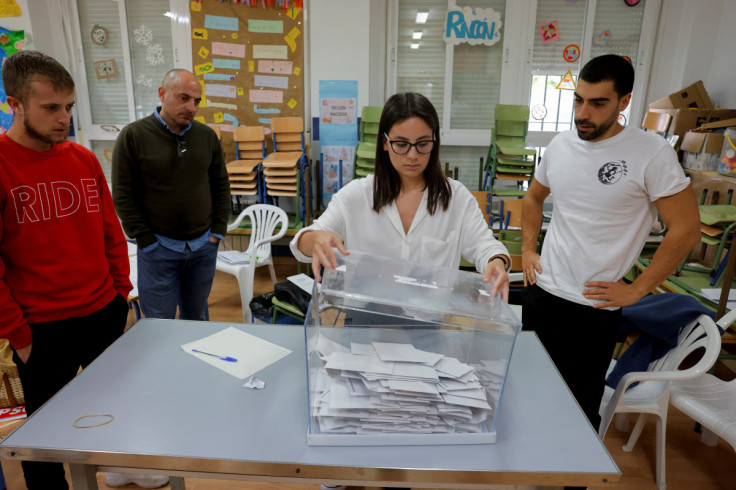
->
[521, 55, 700, 431]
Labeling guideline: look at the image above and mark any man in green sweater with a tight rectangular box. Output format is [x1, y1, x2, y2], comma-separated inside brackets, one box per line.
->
[112, 68, 230, 321]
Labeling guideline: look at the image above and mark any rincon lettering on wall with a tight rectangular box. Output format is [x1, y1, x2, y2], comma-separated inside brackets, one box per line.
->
[444, 6, 502, 46]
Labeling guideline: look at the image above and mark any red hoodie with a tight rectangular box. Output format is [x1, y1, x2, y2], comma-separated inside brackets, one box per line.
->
[0, 133, 132, 349]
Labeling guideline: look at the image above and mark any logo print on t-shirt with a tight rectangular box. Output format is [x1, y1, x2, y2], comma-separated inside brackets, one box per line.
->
[597, 160, 627, 185]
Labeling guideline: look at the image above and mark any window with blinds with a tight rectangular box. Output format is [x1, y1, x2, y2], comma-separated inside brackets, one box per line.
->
[531, 0, 587, 72]
[590, 0, 646, 64]
[396, 0, 448, 121]
[77, 0, 131, 125]
[126, 0, 175, 120]
[397, 0, 506, 134]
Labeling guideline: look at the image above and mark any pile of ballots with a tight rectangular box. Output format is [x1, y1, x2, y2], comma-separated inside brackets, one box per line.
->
[311, 334, 505, 435]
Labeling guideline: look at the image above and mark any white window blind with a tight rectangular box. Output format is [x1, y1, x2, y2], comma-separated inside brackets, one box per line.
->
[531, 0, 587, 72]
[396, 0, 448, 121]
[125, 0, 175, 120]
[77, 0, 130, 124]
[449, 0, 506, 130]
[589, 0, 646, 64]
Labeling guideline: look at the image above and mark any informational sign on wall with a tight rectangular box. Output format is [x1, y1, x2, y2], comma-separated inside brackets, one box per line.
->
[319, 80, 358, 205]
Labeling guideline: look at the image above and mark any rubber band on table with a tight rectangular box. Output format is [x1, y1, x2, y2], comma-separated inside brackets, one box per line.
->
[73, 414, 114, 428]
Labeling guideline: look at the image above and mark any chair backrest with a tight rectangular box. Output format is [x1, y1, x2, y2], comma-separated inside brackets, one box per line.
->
[233, 126, 266, 161]
[493, 104, 531, 141]
[469, 190, 492, 224]
[227, 204, 289, 260]
[271, 117, 305, 152]
[498, 198, 523, 229]
[642, 111, 672, 134]
[653, 314, 721, 376]
[361, 106, 383, 140]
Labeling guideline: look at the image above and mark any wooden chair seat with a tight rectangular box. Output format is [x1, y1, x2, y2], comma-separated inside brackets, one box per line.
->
[495, 172, 533, 181]
[264, 167, 297, 177]
[267, 183, 298, 192]
[266, 189, 298, 197]
[229, 174, 257, 183]
[265, 176, 297, 184]
[228, 161, 260, 173]
[263, 152, 303, 167]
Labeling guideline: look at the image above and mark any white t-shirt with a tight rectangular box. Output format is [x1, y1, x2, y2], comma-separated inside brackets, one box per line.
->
[290, 175, 508, 273]
[534, 126, 690, 307]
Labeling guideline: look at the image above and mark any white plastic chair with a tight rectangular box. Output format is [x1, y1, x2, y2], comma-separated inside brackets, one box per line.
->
[216, 204, 288, 323]
[669, 309, 736, 453]
[598, 313, 722, 490]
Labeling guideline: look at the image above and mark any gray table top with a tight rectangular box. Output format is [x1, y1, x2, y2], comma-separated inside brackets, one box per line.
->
[0, 319, 620, 488]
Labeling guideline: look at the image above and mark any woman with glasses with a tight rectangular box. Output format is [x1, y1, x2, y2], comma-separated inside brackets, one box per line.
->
[290, 92, 510, 300]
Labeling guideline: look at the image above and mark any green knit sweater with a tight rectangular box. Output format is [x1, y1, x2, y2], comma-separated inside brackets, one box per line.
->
[112, 114, 231, 248]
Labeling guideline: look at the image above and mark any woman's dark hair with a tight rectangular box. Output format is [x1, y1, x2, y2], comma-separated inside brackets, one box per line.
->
[372, 92, 451, 215]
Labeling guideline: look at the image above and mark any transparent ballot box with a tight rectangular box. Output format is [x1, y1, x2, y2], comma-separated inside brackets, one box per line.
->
[305, 251, 521, 446]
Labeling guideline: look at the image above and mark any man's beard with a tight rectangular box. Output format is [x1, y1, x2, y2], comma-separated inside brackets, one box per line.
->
[575, 111, 618, 141]
[24, 118, 69, 146]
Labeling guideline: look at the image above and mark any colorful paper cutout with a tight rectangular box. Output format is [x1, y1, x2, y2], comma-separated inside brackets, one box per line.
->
[255, 75, 289, 90]
[0, 0, 22, 17]
[213, 58, 240, 70]
[205, 84, 237, 98]
[204, 73, 236, 81]
[293, 67, 301, 76]
[205, 15, 239, 31]
[198, 46, 210, 59]
[199, 81, 206, 107]
[556, 70, 576, 91]
[194, 116, 206, 124]
[258, 118, 272, 125]
[237, 87, 244, 96]
[254, 105, 281, 114]
[194, 62, 215, 75]
[258, 60, 292, 75]
[248, 19, 283, 33]
[248, 60, 255, 72]
[539, 20, 560, 44]
[207, 101, 237, 110]
[286, 6, 300, 20]
[212, 42, 245, 58]
[287, 98, 297, 109]
[593, 30, 612, 47]
[252, 45, 287, 60]
[193, 28, 207, 40]
[223, 113, 239, 127]
[93, 59, 118, 79]
[562, 44, 580, 63]
[532, 104, 547, 120]
[284, 27, 301, 53]
[213, 112, 224, 123]
[208, 123, 234, 133]
[190, 1, 201, 12]
[232, 33, 238, 39]
[249, 89, 283, 104]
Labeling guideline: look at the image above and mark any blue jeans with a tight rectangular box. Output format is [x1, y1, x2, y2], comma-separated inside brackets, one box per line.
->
[137, 240, 218, 320]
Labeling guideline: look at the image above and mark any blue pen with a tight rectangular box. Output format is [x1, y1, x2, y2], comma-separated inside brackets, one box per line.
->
[192, 349, 237, 362]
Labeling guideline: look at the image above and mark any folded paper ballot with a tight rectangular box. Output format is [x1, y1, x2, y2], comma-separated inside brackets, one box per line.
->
[311, 335, 500, 435]
[217, 250, 253, 264]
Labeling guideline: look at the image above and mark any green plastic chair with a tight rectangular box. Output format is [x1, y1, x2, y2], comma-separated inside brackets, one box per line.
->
[360, 106, 383, 141]
[482, 104, 536, 197]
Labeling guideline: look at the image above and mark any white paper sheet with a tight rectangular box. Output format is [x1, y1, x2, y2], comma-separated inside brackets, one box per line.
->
[181, 327, 291, 380]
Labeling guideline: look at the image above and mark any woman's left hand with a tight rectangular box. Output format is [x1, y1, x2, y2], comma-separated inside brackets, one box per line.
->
[483, 258, 510, 301]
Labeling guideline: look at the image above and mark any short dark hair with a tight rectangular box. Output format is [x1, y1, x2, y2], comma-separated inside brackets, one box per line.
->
[373, 92, 451, 215]
[579, 54, 634, 98]
[1, 50, 75, 104]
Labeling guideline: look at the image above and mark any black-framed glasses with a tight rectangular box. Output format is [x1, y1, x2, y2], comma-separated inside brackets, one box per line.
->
[176, 138, 187, 158]
[383, 133, 435, 155]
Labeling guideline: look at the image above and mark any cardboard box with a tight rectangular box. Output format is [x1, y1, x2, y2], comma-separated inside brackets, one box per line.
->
[647, 108, 736, 138]
[649, 80, 714, 110]
[681, 131, 725, 171]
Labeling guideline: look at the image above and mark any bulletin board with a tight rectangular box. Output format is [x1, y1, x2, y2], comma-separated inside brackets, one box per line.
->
[189, 0, 304, 160]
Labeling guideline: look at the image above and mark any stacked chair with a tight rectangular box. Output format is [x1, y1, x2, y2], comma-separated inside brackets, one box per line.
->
[227, 126, 265, 212]
[482, 104, 536, 198]
[354, 106, 382, 178]
[262, 116, 311, 227]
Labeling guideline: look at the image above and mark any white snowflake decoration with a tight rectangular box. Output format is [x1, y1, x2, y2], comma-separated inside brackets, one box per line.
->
[133, 25, 153, 46]
[135, 73, 153, 88]
[145, 43, 165, 66]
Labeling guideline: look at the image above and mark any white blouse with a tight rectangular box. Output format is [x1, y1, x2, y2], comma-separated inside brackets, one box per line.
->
[289, 175, 509, 273]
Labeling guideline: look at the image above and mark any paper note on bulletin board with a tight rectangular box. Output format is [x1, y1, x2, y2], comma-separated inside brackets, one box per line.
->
[189, 2, 304, 161]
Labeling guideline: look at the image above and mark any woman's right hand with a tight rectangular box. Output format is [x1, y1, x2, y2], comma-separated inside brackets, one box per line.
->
[300, 230, 349, 282]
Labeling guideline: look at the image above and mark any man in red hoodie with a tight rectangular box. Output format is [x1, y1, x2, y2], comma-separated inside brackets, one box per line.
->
[0, 51, 133, 489]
